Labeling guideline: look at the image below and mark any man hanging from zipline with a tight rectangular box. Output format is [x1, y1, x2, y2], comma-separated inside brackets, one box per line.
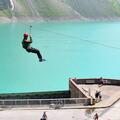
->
[22, 32, 45, 62]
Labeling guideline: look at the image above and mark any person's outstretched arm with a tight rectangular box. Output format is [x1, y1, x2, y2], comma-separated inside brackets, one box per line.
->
[29, 34, 32, 43]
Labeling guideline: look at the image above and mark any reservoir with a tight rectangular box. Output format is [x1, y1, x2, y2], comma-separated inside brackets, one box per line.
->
[0, 21, 120, 93]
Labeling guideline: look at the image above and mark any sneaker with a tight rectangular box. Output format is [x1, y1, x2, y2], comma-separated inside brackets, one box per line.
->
[39, 59, 43, 62]
[39, 59, 46, 62]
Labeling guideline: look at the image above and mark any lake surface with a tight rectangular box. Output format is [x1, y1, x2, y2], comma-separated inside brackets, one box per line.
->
[0, 21, 120, 93]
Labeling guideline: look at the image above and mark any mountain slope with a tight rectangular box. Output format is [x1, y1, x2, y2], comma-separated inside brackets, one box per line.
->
[13, 0, 80, 19]
[1, 0, 120, 20]
[0, 0, 12, 17]
[65, 0, 120, 19]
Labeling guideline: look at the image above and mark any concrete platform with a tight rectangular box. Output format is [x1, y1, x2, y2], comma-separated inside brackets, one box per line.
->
[0, 100, 120, 120]
[0, 84, 120, 119]
[77, 84, 120, 108]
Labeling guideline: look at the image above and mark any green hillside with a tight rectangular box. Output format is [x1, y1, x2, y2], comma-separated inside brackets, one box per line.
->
[65, 0, 120, 19]
[13, 0, 78, 18]
[0, 0, 12, 17]
[1, 0, 120, 20]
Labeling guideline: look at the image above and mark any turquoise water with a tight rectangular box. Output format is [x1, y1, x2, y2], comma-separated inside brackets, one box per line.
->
[0, 21, 120, 94]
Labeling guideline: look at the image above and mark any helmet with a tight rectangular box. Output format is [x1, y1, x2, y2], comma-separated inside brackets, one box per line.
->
[24, 33, 28, 37]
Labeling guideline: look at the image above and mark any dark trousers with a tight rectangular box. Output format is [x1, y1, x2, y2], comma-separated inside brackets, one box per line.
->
[26, 47, 42, 60]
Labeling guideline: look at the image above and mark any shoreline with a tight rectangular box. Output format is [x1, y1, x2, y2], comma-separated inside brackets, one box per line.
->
[1, 16, 120, 24]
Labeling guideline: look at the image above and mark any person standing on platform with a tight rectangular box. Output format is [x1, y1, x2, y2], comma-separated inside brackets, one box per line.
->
[41, 111, 47, 120]
[94, 113, 99, 120]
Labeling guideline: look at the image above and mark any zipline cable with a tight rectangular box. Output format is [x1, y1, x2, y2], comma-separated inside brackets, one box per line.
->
[38, 28, 120, 50]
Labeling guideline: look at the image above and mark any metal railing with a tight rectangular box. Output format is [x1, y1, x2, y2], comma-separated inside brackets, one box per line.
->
[0, 98, 91, 107]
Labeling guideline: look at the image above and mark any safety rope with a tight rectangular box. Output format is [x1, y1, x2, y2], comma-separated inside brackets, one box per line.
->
[38, 28, 120, 50]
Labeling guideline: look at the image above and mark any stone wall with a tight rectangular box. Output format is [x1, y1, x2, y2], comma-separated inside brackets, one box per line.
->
[0, 91, 70, 99]
[69, 78, 87, 98]
[72, 78, 120, 86]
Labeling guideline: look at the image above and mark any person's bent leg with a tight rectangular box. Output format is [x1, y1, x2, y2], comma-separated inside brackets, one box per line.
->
[26, 47, 42, 61]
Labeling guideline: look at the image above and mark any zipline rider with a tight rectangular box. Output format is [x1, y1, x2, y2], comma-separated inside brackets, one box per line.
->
[22, 33, 45, 62]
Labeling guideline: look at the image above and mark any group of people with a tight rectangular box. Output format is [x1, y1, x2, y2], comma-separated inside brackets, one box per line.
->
[40, 111, 99, 120]
[22, 33, 101, 120]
